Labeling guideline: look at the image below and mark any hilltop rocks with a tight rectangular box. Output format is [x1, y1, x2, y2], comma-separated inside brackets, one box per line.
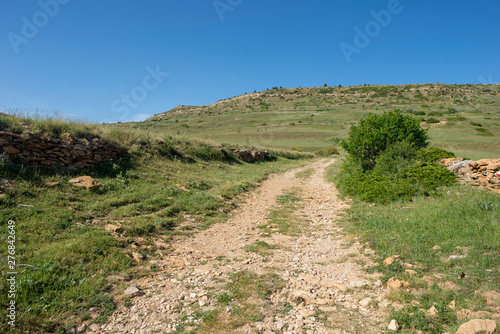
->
[0, 131, 126, 169]
[234, 149, 269, 162]
[441, 158, 500, 194]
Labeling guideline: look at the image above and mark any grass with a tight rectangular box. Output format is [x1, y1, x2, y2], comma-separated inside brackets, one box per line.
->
[0, 116, 311, 333]
[244, 241, 278, 256]
[257, 189, 305, 236]
[129, 83, 500, 157]
[295, 168, 314, 179]
[196, 270, 286, 333]
[328, 156, 500, 333]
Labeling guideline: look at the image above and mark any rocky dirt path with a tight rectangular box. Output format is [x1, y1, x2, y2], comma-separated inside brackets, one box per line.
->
[99, 159, 391, 334]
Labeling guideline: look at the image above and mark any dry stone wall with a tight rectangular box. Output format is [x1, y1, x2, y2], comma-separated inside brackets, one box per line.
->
[0, 131, 126, 170]
[441, 157, 500, 194]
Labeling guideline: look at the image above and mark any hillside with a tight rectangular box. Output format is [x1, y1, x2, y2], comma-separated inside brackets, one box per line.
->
[135, 83, 500, 159]
[0, 85, 498, 334]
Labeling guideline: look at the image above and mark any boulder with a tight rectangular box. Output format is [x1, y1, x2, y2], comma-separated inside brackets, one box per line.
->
[455, 319, 497, 334]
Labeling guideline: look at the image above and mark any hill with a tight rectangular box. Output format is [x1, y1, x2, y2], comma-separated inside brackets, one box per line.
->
[135, 83, 500, 159]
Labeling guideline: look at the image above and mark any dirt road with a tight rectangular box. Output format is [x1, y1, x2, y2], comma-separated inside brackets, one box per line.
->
[101, 159, 389, 334]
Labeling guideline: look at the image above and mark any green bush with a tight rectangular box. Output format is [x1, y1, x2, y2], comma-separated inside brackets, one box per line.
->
[341, 110, 429, 170]
[337, 160, 457, 204]
[426, 118, 440, 124]
[373, 141, 417, 175]
[315, 146, 340, 157]
[416, 147, 455, 164]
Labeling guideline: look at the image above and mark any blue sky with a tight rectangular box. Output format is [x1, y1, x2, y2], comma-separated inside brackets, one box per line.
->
[1, 0, 499, 123]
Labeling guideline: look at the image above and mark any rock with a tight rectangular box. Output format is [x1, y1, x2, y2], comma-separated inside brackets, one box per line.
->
[431, 245, 442, 250]
[76, 323, 87, 334]
[123, 286, 145, 297]
[132, 252, 145, 262]
[88, 324, 101, 331]
[359, 297, 372, 307]
[405, 269, 417, 276]
[387, 277, 408, 290]
[387, 319, 400, 331]
[68, 176, 102, 189]
[447, 255, 467, 261]
[104, 224, 123, 234]
[3, 146, 20, 154]
[46, 181, 60, 187]
[455, 319, 497, 334]
[449, 300, 456, 310]
[0, 177, 17, 191]
[175, 184, 190, 192]
[383, 257, 395, 265]
[475, 290, 500, 305]
[427, 305, 438, 317]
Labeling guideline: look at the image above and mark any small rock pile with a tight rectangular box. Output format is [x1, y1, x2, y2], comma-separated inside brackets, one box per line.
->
[441, 157, 500, 194]
[0, 131, 126, 169]
[234, 149, 270, 162]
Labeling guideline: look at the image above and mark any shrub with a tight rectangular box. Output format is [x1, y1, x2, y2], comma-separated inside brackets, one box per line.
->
[416, 147, 455, 164]
[341, 110, 429, 170]
[426, 118, 440, 124]
[373, 141, 417, 175]
[336, 160, 457, 204]
[316, 146, 340, 157]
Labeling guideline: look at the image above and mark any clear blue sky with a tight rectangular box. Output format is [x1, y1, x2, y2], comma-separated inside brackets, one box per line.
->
[1, 0, 499, 123]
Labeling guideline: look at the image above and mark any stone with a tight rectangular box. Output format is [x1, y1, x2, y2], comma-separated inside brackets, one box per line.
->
[76, 323, 87, 334]
[132, 252, 145, 262]
[3, 146, 20, 154]
[387, 277, 405, 290]
[68, 176, 102, 189]
[88, 324, 101, 331]
[123, 286, 145, 297]
[431, 245, 442, 250]
[0, 177, 17, 191]
[475, 290, 500, 305]
[455, 319, 497, 334]
[104, 224, 123, 234]
[175, 184, 190, 192]
[405, 269, 417, 276]
[427, 305, 438, 317]
[387, 319, 400, 331]
[448, 300, 456, 310]
[46, 181, 60, 187]
[383, 256, 395, 265]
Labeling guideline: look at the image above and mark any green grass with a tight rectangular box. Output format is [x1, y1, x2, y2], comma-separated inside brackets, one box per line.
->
[244, 241, 278, 256]
[196, 270, 286, 333]
[258, 189, 305, 236]
[131, 83, 500, 157]
[295, 168, 314, 179]
[0, 120, 310, 333]
[330, 157, 500, 334]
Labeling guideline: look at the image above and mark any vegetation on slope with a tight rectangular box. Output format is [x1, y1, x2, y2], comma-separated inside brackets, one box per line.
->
[137, 83, 500, 158]
[329, 109, 499, 333]
[0, 114, 311, 333]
